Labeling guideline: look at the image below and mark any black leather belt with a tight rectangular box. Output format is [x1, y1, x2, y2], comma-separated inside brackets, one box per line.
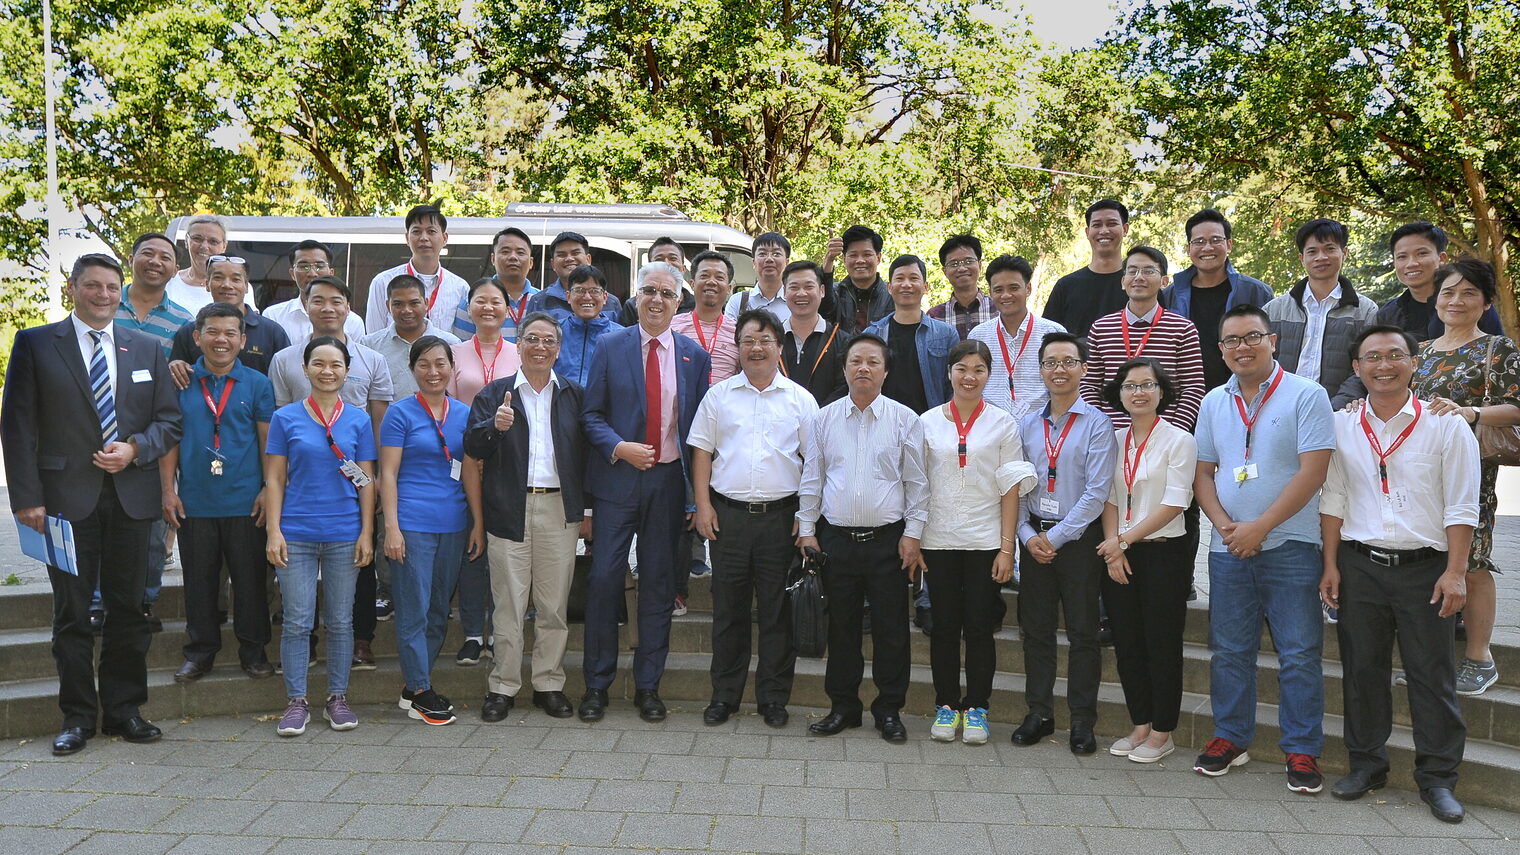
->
[824, 520, 901, 542]
[712, 491, 799, 514]
[1027, 515, 1060, 532]
[1347, 540, 1442, 567]
[527, 486, 560, 494]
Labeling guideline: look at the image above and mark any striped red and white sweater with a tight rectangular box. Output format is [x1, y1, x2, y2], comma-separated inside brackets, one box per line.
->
[1079, 305, 1206, 431]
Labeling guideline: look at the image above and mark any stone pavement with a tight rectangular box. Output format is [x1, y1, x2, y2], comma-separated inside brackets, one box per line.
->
[1, 704, 1518, 854]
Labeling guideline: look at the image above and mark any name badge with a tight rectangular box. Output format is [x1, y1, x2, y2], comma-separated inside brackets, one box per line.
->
[449, 459, 462, 481]
[1038, 497, 1059, 516]
[132, 369, 152, 383]
[1388, 487, 1412, 513]
[1233, 463, 1259, 485]
[338, 458, 372, 489]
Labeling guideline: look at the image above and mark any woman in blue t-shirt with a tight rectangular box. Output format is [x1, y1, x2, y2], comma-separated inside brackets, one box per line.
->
[379, 335, 484, 726]
[263, 336, 377, 737]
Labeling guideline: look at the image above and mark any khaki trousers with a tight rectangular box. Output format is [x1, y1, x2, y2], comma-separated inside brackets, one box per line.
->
[487, 492, 580, 696]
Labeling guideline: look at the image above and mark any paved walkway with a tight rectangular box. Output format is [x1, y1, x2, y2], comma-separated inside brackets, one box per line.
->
[2, 705, 1517, 854]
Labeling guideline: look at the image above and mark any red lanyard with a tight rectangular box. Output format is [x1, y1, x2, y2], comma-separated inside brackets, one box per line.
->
[690, 315, 722, 383]
[950, 400, 986, 468]
[995, 313, 1034, 398]
[415, 393, 452, 462]
[406, 262, 443, 313]
[474, 336, 503, 386]
[1042, 411, 1079, 492]
[306, 396, 348, 460]
[1232, 365, 1284, 462]
[1122, 420, 1159, 520]
[199, 376, 236, 452]
[1121, 307, 1163, 358]
[499, 278, 529, 325]
[1359, 398, 1422, 494]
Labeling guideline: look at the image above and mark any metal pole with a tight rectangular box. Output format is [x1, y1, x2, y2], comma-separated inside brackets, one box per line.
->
[42, 0, 66, 320]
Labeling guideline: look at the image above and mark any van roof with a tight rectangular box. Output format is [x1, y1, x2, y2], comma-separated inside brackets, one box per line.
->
[165, 213, 757, 247]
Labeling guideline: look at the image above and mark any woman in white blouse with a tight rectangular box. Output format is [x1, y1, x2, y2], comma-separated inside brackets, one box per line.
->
[1095, 358, 1197, 763]
[919, 339, 1036, 745]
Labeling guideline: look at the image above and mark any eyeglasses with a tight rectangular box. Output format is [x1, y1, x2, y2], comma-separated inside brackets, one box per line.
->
[568, 286, 605, 297]
[1220, 331, 1270, 349]
[209, 255, 247, 265]
[754, 249, 788, 260]
[520, 334, 560, 347]
[944, 258, 979, 270]
[638, 286, 680, 301]
[1189, 236, 1229, 248]
[292, 262, 331, 273]
[1124, 266, 1161, 278]
[1357, 351, 1411, 365]
[739, 337, 779, 348]
[1039, 358, 1083, 370]
[1121, 381, 1160, 393]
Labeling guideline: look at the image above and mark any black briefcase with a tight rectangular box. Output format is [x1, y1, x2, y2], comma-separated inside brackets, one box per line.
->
[787, 546, 829, 658]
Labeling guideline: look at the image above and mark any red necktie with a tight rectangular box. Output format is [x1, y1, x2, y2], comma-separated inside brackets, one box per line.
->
[645, 338, 662, 452]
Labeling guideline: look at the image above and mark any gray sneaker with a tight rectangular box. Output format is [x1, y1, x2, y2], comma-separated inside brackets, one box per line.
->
[1455, 658, 1498, 696]
[324, 694, 359, 730]
[276, 698, 309, 737]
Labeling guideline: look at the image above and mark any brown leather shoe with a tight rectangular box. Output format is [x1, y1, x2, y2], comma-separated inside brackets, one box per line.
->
[174, 660, 211, 682]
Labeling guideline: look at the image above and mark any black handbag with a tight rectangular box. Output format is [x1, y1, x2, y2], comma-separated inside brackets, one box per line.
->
[787, 546, 829, 658]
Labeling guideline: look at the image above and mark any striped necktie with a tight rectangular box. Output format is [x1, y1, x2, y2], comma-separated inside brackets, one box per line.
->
[88, 330, 119, 445]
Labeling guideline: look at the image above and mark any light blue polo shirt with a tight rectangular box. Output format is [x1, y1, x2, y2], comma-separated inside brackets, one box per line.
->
[1195, 361, 1336, 552]
[176, 359, 276, 518]
[266, 401, 377, 543]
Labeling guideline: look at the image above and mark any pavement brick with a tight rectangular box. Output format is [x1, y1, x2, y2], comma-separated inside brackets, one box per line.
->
[0, 826, 91, 851]
[499, 775, 594, 809]
[323, 744, 418, 773]
[886, 761, 972, 791]
[393, 745, 489, 775]
[1081, 828, 1186, 854]
[1265, 834, 1377, 855]
[408, 774, 509, 807]
[336, 803, 448, 841]
[760, 785, 851, 819]
[805, 759, 886, 789]
[612, 728, 697, 754]
[151, 798, 272, 835]
[426, 806, 535, 843]
[672, 781, 763, 815]
[642, 753, 728, 783]
[1363, 836, 1489, 855]
[72, 763, 186, 794]
[165, 834, 278, 855]
[989, 824, 1093, 854]
[846, 787, 939, 821]
[0, 758, 99, 790]
[328, 770, 431, 803]
[710, 814, 805, 853]
[691, 731, 772, 758]
[585, 778, 679, 812]
[0, 788, 97, 825]
[933, 789, 1026, 824]
[239, 769, 347, 802]
[562, 749, 649, 780]
[64, 831, 185, 855]
[723, 756, 806, 786]
[802, 818, 898, 854]
[243, 801, 359, 838]
[1179, 829, 1293, 855]
[615, 810, 714, 848]
[897, 820, 995, 854]
[57, 793, 183, 831]
[520, 808, 624, 847]
[475, 747, 570, 777]
[1104, 795, 1213, 829]
[157, 741, 263, 768]
[264, 838, 370, 855]
[537, 727, 622, 752]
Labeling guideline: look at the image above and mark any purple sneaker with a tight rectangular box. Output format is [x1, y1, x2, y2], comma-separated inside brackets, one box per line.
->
[324, 694, 359, 731]
[276, 698, 309, 737]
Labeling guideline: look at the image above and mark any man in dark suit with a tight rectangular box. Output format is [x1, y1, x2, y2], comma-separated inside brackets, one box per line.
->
[2, 254, 182, 755]
[579, 262, 711, 723]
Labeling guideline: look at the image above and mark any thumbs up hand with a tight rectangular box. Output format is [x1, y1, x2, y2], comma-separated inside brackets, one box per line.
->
[494, 389, 515, 431]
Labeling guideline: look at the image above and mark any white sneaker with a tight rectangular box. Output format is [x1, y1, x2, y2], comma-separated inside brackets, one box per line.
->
[929, 706, 961, 742]
[1129, 737, 1175, 764]
[1109, 736, 1139, 756]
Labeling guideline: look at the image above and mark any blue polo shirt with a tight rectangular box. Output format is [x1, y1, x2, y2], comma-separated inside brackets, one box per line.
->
[115, 285, 193, 358]
[1195, 361, 1336, 552]
[176, 360, 276, 518]
[380, 394, 470, 534]
[266, 400, 377, 543]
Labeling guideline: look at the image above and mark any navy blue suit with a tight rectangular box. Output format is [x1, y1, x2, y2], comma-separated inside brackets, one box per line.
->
[580, 325, 710, 691]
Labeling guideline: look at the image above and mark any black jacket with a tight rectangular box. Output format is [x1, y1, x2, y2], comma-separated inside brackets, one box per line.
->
[463, 373, 588, 541]
[828, 277, 893, 335]
[782, 322, 850, 406]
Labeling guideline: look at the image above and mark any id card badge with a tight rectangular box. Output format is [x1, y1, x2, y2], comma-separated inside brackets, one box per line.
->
[1232, 463, 1259, 486]
[338, 458, 372, 489]
[1038, 497, 1060, 516]
[1388, 487, 1412, 513]
[131, 369, 152, 383]
[449, 459, 462, 481]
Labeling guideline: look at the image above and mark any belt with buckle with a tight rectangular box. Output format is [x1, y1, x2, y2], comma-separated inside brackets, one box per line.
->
[825, 520, 901, 542]
[527, 486, 561, 495]
[712, 491, 799, 514]
[1347, 539, 1442, 567]
[1027, 514, 1060, 532]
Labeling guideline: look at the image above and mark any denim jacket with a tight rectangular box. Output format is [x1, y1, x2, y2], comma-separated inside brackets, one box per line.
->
[864, 313, 961, 408]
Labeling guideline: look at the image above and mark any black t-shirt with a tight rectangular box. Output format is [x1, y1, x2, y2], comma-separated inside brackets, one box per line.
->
[1189, 283, 1232, 390]
[1403, 293, 1435, 338]
[1042, 267, 1127, 340]
[882, 319, 930, 414]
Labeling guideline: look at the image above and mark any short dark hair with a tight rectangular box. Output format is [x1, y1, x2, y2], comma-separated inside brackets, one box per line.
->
[1295, 218, 1348, 251]
[304, 334, 350, 366]
[690, 249, 733, 281]
[1102, 358, 1178, 415]
[70, 253, 123, 283]
[303, 275, 352, 304]
[754, 232, 791, 255]
[288, 239, 333, 266]
[491, 227, 532, 253]
[938, 234, 983, 266]
[1389, 221, 1448, 255]
[131, 233, 175, 256]
[1125, 245, 1168, 275]
[518, 311, 560, 340]
[1038, 331, 1088, 363]
[469, 275, 510, 303]
[408, 334, 455, 369]
[551, 231, 590, 254]
[650, 236, 683, 259]
[1085, 199, 1129, 225]
[844, 332, 892, 372]
[888, 254, 926, 279]
[194, 301, 245, 333]
[1185, 208, 1232, 241]
[1219, 302, 1272, 336]
[841, 225, 883, 255]
[386, 273, 425, 300]
[1351, 325, 1419, 360]
[985, 254, 1034, 285]
[566, 264, 606, 290]
[1434, 256, 1498, 306]
[782, 260, 825, 288]
[405, 204, 446, 232]
[948, 338, 992, 370]
[734, 309, 784, 347]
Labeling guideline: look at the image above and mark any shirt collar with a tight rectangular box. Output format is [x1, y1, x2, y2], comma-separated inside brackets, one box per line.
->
[1040, 395, 1096, 421]
[952, 293, 989, 313]
[737, 369, 784, 393]
[847, 393, 888, 419]
[1302, 283, 1342, 308]
[783, 316, 826, 336]
[1223, 360, 1284, 397]
[120, 284, 175, 313]
[1125, 304, 1161, 324]
[638, 325, 675, 352]
[385, 320, 446, 342]
[514, 370, 561, 392]
[1366, 391, 1419, 432]
[73, 313, 112, 342]
[191, 356, 247, 383]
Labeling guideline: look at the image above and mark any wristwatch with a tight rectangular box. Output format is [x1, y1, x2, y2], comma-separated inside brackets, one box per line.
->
[1118, 536, 1129, 551]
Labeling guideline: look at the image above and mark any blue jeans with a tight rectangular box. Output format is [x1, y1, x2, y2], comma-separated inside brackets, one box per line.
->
[392, 529, 468, 691]
[1208, 539, 1325, 755]
[278, 541, 358, 700]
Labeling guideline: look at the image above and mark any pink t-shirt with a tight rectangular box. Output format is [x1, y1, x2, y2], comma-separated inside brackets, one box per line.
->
[448, 336, 522, 405]
[669, 312, 739, 382]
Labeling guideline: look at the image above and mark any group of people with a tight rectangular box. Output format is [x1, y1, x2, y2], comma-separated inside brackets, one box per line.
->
[3, 200, 1511, 827]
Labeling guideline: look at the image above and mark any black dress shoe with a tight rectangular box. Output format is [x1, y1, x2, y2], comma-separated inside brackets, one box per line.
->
[1069, 724, 1097, 755]
[142, 604, 163, 634]
[1421, 786, 1465, 823]
[634, 689, 667, 722]
[578, 689, 608, 722]
[52, 727, 93, 756]
[1330, 769, 1389, 801]
[808, 710, 862, 735]
[481, 692, 515, 722]
[759, 703, 789, 728]
[242, 659, 275, 679]
[876, 714, 908, 743]
[1010, 714, 1054, 745]
[88, 610, 105, 635]
[703, 701, 737, 725]
[174, 660, 211, 682]
[102, 716, 161, 743]
[915, 605, 933, 635]
[532, 691, 574, 718]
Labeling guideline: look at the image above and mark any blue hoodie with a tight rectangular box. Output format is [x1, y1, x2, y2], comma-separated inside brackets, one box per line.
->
[550, 308, 623, 387]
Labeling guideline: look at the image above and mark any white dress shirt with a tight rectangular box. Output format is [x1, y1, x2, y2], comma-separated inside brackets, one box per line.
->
[1105, 418, 1197, 540]
[264, 298, 367, 345]
[364, 262, 471, 335]
[1321, 393, 1480, 550]
[918, 403, 1036, 551]
[1296, 283, 1340, 384]
[73, 314, 117, 390]
[164, 274, 255, 316]
[968, 314, 1067, 423]
[687, 371, 819, 501]
[515, 371, 562, 489]
[797, 393, 929, 537]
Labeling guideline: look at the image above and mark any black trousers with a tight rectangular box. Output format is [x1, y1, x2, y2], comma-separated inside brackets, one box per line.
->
[817, 518, 909, 719]
[1019, 521, 1103, 726]
[50, 478, 151, 729]
[353, 561, 377, 643]
[708, 498, 797, 706]
[924, 549, 1000, 710]
[1100, 537, 1191, 731]
[1337, 544, 1465, 790]
[181, 516, 271, 667]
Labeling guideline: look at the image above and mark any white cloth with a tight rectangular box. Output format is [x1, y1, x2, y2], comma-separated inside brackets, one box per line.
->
[968, 314, 1068, 423]
[687, 372, 819, 501]
[797, 393, 929, 538]
[515, 371, 563, 489]
[164, 273, 255, 316]
[264, 298, 367, 345]
[1105, 418, 1197, 540]
[1321, 393, 1480, 550]
[73, 314, 117, 390]
[364, 262, 471, 335]
[1295, 284, 1341, 384]
[918, 403, 1036, 551]
[723, 287, 791, 323]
